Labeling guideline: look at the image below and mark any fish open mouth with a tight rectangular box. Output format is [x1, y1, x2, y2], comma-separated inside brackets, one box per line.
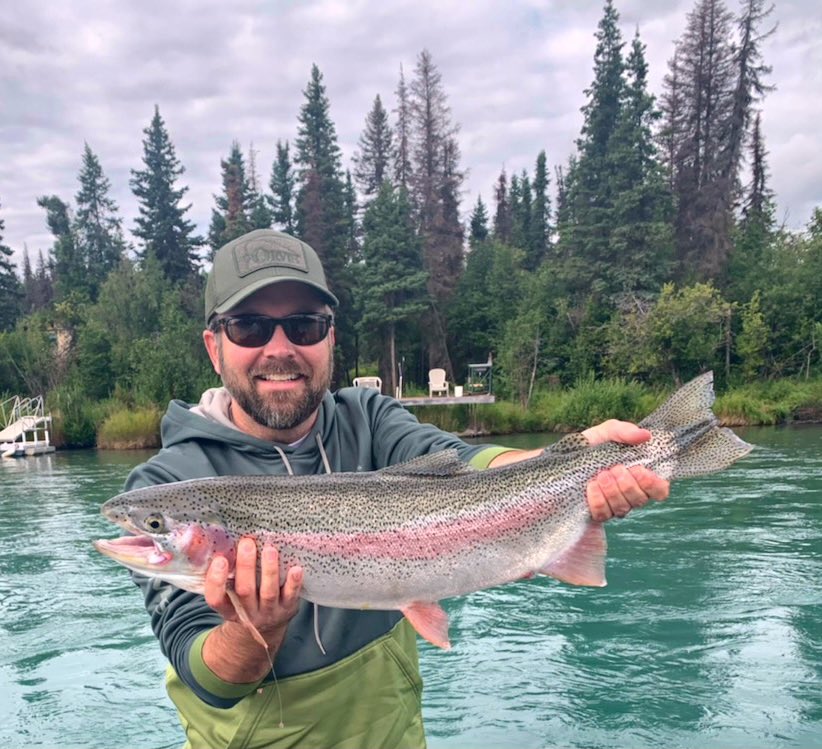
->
[93, 534, 173, 567]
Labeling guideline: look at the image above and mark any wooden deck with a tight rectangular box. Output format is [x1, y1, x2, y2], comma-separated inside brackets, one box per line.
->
[399, 394, 495, 406]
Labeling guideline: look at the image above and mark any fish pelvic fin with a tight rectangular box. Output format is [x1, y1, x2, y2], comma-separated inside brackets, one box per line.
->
[541, 522, 607, 587]
[401, 601, 451, 650]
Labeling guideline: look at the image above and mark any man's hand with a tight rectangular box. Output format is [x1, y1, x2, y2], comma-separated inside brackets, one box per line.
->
[581, 419, 669, 521]
[202, 537, 302, 683]
[487, 419, 670, 522]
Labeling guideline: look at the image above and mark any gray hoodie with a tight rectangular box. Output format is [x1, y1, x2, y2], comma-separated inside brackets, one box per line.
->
[125, 385, 503, 708]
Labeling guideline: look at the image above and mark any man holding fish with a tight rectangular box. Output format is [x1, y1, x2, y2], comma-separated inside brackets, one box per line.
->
[102, 229, 672, 748]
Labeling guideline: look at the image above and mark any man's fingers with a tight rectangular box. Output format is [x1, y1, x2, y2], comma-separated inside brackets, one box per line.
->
[258, 544, 281, 605]
[233, 537, 259, 599]
[204, 556, 235, 618]
[281, 566, 303, 609]
[628, 465, 670, 501]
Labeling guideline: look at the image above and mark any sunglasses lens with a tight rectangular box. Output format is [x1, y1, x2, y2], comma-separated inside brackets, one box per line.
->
[224, 317, 275, 347]
[220, 315, 330, 347]
[282, 317, 329, 346]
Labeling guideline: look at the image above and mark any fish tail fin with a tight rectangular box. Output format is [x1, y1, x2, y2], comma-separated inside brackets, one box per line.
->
[640, 371, 754, 478]
[639, 371, 718, 432]
[671, 426, 754, 478]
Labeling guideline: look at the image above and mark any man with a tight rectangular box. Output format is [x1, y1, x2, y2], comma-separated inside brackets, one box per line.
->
[125, 229, 669, 749]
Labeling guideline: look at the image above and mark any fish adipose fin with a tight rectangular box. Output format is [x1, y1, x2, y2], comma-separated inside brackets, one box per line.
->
[401, 601, 452, 649]
[540, 522, 607, 587]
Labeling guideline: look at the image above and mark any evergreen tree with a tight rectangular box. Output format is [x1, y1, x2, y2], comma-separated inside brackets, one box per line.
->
[607, 30, 674, 297]
[294, 64, 354, 382]
[408, 49, 465, 377]
[528, 150, 551, 270]
[511, 170, 532, 254]
[353, 94, 393, 204]
[661, 0, 737, 281]
[557, 0, 626, 302]
[37, 195, 86, 301]
[74, 143, 126, 299]
[208, 141, 252, 258]
[469, 195, 489, 245]
[727, 111, 776, 303]
[130, 106, 202, 283]
[359, 182, 428, 393]
[393, 65, 413, 195]
[246, 144, 273, 230]
[493, 169, 512, 243]
[0, 202, 22, 331]
[270, 140, 295, 234]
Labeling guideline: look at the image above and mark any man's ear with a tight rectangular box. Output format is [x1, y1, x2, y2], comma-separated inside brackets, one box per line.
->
[203, 329, 222, 375]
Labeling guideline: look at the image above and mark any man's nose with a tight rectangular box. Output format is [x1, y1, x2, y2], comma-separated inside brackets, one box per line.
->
[260, 323, 294, 355]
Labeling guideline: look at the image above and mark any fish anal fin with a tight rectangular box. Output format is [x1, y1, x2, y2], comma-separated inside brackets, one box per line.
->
[540, 522, 607, 587]
[401, 601, 451, 650]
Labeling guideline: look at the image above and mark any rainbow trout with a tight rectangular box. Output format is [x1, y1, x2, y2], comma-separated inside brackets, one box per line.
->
[94, 372, 752, 649]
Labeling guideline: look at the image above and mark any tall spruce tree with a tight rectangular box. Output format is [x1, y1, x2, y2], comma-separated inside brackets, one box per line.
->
[408, 49, 464, 376]
[294, 65, 354, 381]
[493, 169, 512, 243]
[37, 195, 86, 301]
[359, 182, 428, 393]
[607, 30, 674, 297]
[469, 195, 489, 245]
[130, 106, 202, 283]
[208, 141, 252, 258]
[660, 0, 737, 281]
[246, 144, 273, 230]
[269, 140, 296, 234]
[557, 0, 626, 302]
[0, 202, 22, 331]
[353, 94, 393, 204]
[528, 151, 551, 271]
[393, 65, 413, 195]
[74, 143, 126, 299]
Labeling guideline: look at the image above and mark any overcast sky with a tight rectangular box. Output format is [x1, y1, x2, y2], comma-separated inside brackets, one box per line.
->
[1, 0, 819, 269]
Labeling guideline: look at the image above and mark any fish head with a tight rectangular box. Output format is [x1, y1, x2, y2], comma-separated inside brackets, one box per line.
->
[93, 487, 237, 594]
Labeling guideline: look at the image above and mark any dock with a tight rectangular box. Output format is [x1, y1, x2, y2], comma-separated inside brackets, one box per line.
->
[399, 394, 495, 407]
[0, 395, 55, 458]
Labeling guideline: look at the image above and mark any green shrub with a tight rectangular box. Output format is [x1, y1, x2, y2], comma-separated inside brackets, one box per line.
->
[97, 406, 162, 449]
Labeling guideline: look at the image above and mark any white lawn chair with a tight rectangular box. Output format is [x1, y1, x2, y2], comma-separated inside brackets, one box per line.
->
[428, 369, 449, 397]
[353, 376, 382, 392]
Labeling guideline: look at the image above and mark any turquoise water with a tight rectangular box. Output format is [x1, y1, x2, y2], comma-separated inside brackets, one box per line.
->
[0, 426, 820, 748]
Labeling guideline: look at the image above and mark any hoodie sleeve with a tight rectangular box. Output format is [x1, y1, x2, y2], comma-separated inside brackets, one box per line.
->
[125, 460, 253, 708]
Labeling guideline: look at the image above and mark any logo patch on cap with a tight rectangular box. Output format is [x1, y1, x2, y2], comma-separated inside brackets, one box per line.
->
[233, 234, 308, 277]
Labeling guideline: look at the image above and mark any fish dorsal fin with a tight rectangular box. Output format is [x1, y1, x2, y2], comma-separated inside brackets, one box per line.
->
[543, 433, 590, 455]
[639, 371, 717, 432]
[379, 449, 476, 478]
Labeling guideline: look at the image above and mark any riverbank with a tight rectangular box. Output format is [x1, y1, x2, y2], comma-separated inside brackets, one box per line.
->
[42, 376, 822, 449]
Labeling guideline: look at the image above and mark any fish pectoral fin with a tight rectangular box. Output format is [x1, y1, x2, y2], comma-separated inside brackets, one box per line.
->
[540, 522, 608, 587]
[226, 588, 269, 651]
[401, 601, 451, 650]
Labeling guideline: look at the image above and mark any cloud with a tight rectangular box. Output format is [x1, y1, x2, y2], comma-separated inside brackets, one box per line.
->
[1, 0, 818, 270]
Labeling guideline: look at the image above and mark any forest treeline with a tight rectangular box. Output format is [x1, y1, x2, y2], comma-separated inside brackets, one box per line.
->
[0, 0, 820, 445]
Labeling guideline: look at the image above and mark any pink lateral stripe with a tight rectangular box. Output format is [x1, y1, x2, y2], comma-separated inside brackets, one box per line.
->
[272, 497, 565, 560]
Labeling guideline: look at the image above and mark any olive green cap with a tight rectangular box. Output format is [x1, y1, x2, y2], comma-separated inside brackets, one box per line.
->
[204, 229, 338, 324]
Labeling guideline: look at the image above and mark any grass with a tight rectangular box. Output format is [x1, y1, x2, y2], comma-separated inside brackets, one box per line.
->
[415, 376, 822, 436]
[97, 406, 162, 449]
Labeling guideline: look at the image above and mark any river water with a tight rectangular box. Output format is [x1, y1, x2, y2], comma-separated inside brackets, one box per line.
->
[0, 426, 820, 748]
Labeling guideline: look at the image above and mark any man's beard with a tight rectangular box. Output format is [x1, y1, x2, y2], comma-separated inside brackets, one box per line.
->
[218, 346, 333, 433]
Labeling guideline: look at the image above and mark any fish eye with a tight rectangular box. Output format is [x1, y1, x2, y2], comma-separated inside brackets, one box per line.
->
[144, 513, 166, 533]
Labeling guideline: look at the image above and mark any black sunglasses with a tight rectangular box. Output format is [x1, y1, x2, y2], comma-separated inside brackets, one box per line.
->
[212, 313, 333, 348]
